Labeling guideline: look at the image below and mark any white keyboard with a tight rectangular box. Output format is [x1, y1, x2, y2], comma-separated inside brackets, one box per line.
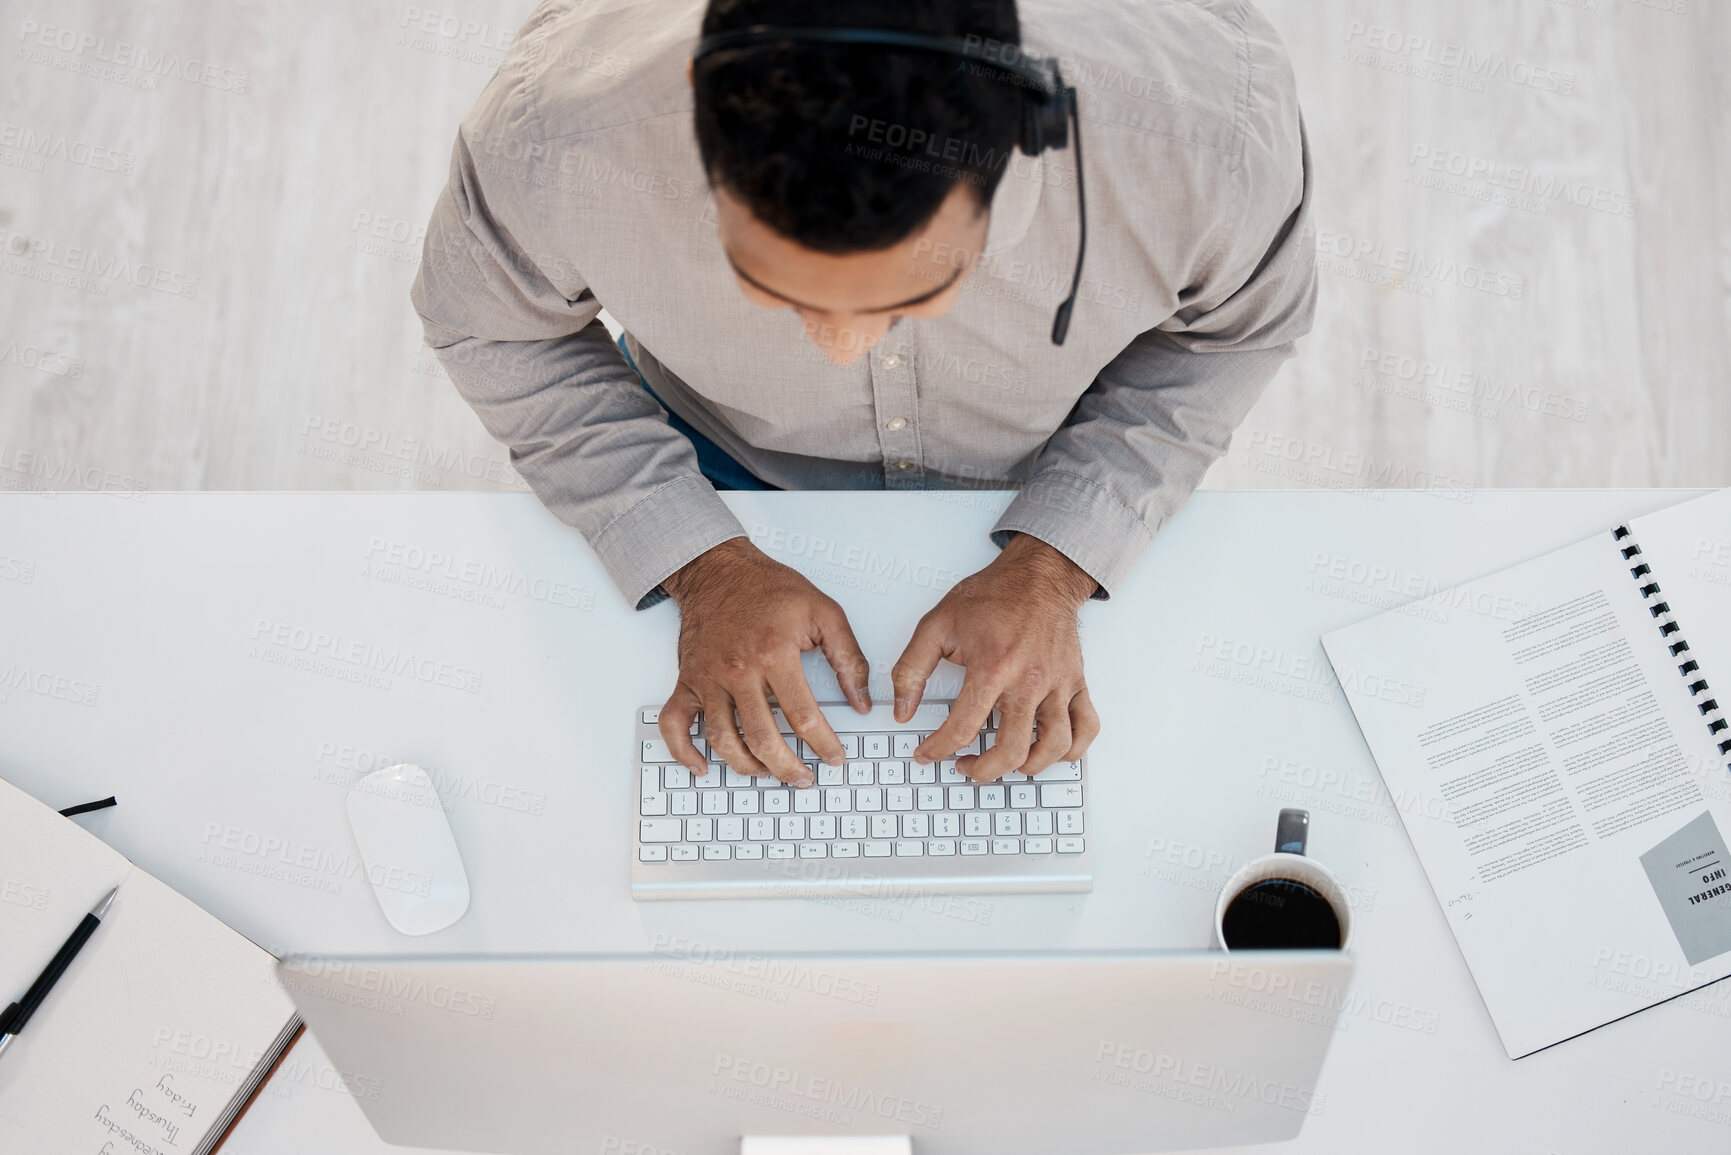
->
[631, 700, 1092, 900]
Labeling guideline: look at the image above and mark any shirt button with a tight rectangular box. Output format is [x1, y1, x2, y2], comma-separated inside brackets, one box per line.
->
[879, 353, 902, 369]
[888, 459, 915, 471]
[885, 416, 908, 431]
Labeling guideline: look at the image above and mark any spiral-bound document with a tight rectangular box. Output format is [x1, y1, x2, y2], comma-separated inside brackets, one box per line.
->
[1322, 488, 1731, 1058]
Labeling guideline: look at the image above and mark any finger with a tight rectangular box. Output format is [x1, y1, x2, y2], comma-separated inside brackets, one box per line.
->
[735, 686, 811, 787]
[658, 685, 707, 773]
[1065, 687, 1101, 761]
[698, 688, 769, 778]
[968, 688, 1035, 781]
[813, 600, 873, 713]
[915, 670, 998, 765]
[892, 614, 949, 727]
[1020, 692, 1074, 776]
[768, 659, 845, 766]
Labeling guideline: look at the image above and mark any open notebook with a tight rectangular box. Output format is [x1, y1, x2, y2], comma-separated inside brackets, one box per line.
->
[0, 776, 301, 1154]
[1322, 488, 1731, 1058]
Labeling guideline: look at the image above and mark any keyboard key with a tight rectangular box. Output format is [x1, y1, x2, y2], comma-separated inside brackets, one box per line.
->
[731, 790, 759, 814]
[771, 709, 795, 735]
[991, 838, 1020, 855]
[840, 735, 861, 759]
[909, 762, 936, 784]
[703, 844, 731, 860]
[685, 818, 713, 843]
[1033, 761, 1083, 782]
[641, 708, 660, 725]
[989, 708, 1001, 729]
[846, 761, 875, 786]
[963, 813, 990, 837]
[855, 787, 883, 812]
[724, 768, 753, 789]
[735, 844, 764, 860]
[1025, 811, 1054, 836]
[1057, 837, 1085, 853]
[916, 786, 944, 811]
[640, 792, 668, 816]
[701, 791, 730, 816]
[798, 842, 828, 858]
[863, 841, 893, 857]
[1024, 837, 1053, 854]
[671, 792, 697, 816]
[892, 733, 918, 758]
[870, 814, 899, 839]
[956, 735, 982, 757]
[841, 815, 868, 839]
[894, 840, 924, 857]
[817, 764, 844, 786]
[979, 785, 1007, 810]
[767, 843, 795, 859]
[793, 789, 821, 814]
[824, 788, 852, 812]
[1040, 783, 1083, 808]
[638, 845, 668, 862]
[982, 731, 997, 751]
[960, 839, 989, 855]
[1009, 785, 1038, 809]
[640, 819, 683, 843]
[810, 815, 837, 840]
[693, 765, 721, 788]
[641, 739, 675, 763]
[901, 813, 929, 838]
[663, 766, 691, 790]
[778, 816, 806, 840]
[670, 844, 699, 861]
[994, 812, 1022, 836]
[939, 761, 965, 784]
[716, 817, 745, 841]
[933, 813, 960, 837]
[948, 785, 975, 810]
[747, 816, 774, 841]
[864, 734, 890, 759]
[833, 842, 860, 858]
[1003, 770, 1028, 783]
[763, 790, 791, 814]
[886, 786, 914, 811]
[928, 839, 956, 855]
[877, 761, 906, 785]
[1058, 810, 1085, 835]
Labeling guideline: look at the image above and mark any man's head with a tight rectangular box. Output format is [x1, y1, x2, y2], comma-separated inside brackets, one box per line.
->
[692, 0, 1023, 363]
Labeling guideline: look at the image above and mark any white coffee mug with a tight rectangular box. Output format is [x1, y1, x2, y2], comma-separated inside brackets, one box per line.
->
[1213, 809, 1353, 951]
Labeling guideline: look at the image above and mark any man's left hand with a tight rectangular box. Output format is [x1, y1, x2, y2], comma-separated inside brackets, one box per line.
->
[892, 533, 1101, 781]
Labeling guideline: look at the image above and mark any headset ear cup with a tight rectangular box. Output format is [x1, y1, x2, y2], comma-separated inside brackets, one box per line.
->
[1041, 90, 1071, 152]
[1019, 96, 1043, 155]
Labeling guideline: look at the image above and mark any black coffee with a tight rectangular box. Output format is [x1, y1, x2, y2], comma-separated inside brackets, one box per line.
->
[1221, 879, 1341, 949]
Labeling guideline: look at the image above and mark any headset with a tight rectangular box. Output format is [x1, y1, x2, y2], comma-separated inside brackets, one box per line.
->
[693, 25, 1086, 345]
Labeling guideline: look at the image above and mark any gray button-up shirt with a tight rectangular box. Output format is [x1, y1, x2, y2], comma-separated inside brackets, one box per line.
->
[411, 0, 1316, 610]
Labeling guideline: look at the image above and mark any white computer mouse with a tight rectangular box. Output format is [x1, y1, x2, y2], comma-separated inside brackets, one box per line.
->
[346, 763, 471, 936]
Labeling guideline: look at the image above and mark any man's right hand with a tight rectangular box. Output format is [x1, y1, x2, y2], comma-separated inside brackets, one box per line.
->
[658, 538, 871, 788]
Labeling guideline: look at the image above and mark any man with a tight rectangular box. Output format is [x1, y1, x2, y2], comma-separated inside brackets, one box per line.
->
[411, 0, 1314, 788]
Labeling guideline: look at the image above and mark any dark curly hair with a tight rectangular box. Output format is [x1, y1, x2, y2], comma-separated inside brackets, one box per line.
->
[693, 0, 1024, 254]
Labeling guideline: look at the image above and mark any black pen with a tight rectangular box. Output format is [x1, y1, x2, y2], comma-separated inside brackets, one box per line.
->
[0, 885, 118, 1061]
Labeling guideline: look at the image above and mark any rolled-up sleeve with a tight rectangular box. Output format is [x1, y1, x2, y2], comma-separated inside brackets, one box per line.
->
[411, 100, 743, 611]
[993, 91, 1317, 598]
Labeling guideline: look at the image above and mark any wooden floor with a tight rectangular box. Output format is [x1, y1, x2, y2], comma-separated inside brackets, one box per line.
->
[0, 0, 1726, 504]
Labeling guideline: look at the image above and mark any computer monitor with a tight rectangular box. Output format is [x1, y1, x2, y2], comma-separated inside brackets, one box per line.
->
[278, 948, 1353, 1155]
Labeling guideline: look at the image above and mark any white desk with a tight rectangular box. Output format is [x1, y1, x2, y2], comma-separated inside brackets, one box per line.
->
[2, 490, 1728, 1155]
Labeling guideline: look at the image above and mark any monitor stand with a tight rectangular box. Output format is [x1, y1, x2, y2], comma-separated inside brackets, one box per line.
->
[740, 1137, 913, 1155]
